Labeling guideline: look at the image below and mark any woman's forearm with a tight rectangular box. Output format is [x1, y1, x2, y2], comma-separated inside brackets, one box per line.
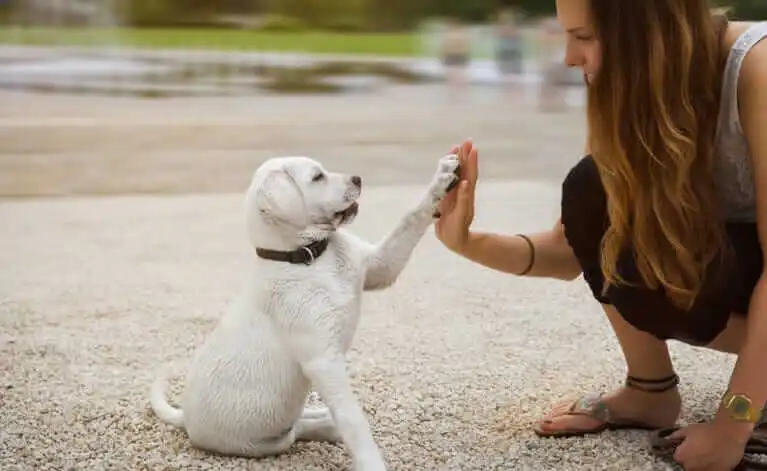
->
[459, 222, 582, 280]
[720, 275, 767, 427]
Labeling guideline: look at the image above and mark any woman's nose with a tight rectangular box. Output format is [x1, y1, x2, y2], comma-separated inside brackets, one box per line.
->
[563, 43, 583, 68]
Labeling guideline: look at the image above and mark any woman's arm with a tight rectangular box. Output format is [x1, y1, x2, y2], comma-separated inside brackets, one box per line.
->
[459, 218, 582, 281]
[717, 38, 767, 434]
[458, 131, 591, 281]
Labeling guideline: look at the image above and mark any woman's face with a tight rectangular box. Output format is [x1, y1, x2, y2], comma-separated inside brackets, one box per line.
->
[555, 0, 603, 83]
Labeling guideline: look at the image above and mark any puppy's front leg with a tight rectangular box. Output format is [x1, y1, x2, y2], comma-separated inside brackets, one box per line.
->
[363, 154, 459, 290]
[301, 354, 386, 471]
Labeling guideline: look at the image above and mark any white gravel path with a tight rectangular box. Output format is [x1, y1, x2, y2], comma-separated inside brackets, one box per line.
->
[0, 180, 736, 470]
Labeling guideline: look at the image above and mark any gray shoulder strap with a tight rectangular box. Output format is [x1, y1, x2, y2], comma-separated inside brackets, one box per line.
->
[719, 22, 767, 133]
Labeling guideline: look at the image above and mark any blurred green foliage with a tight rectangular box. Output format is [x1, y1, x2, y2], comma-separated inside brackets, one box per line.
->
[0, 0, 763, 31]
[714, 0, 767, 20]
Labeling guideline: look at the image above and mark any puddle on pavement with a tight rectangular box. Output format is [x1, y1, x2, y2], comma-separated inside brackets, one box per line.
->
[0, 54, 435, 97]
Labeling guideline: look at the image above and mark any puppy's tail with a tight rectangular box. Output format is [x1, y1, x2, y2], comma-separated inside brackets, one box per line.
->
[150, 374, 185, 429]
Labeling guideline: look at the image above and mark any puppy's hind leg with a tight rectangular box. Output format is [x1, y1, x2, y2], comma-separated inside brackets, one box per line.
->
[295, 406, 342, 443]
[231, 428, 298, 458]
[302, 402, 332, 420]
[228, 408, 340, 458]
[229, 411, 339, 459]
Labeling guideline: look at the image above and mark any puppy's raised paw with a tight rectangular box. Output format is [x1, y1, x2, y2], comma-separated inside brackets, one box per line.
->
[429, 154, 461, 202]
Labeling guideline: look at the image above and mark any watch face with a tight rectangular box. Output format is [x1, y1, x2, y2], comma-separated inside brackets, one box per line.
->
[731, 396, 752, 418]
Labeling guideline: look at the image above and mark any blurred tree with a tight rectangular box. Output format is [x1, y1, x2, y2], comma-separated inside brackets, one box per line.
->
[317, 0, 367, 30]
[122, 0, 221, 26]
[418, 0, 500, 22]
[364, 0, 424, 30]
[503, 0, 555, 17]
[102, 0, 766, 30]
[261, 0, 367, 30]
[0, 0, 14, 23]
[261, 0, 323, 26]
[122, 0, 175, 25]
[219, 0, 258, 13]
[725, 0, 767, 19]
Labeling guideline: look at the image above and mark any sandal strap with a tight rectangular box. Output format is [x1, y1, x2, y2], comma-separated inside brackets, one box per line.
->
[566, 393, 652, 426]
[625, 373, 679, 393]
[567, 393, 612, 422]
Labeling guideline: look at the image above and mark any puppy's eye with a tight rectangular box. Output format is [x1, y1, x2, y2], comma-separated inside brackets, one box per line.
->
[312, 173, 325, 182]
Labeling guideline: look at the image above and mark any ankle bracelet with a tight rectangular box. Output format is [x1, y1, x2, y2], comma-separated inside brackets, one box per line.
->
[625, 373, 679, 393]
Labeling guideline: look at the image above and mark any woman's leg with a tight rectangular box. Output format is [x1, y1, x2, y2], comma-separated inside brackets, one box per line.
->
[536, 308, 750, 436]
[534, 303, 682, 436]
[539, 155, 687, 436]
[601, 304, 676, 379]
[539, 156, 760, 437]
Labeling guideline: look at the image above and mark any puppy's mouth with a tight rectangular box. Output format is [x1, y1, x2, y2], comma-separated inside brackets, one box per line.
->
[335, 201, 359, 224]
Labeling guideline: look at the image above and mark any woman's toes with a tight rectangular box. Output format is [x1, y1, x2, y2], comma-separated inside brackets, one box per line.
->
[543, 401, 574, 420]
[536, 415, 603, 434]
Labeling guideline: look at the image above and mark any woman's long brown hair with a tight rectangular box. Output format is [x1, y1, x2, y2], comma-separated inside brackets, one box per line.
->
[586, 0, 730, 311]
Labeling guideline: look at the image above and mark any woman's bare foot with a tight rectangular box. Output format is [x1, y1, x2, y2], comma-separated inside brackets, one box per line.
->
[534, 379, 682, 437]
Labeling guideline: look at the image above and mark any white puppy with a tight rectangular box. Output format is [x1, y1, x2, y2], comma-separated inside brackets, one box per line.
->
[149, 154, 460, 470]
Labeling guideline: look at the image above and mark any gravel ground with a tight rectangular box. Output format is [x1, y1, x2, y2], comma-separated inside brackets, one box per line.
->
[0, 84, 585, 197]
[0, 179, 737, 471]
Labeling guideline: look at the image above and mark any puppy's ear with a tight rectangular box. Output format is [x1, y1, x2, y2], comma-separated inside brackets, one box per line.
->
[253, 169, 306, 228]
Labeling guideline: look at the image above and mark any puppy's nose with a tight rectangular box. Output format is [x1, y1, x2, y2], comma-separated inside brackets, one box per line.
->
[351, 176, 362, 188]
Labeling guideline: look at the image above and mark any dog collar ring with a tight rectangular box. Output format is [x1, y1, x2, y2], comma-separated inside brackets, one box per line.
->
[301, 246, 315, 265]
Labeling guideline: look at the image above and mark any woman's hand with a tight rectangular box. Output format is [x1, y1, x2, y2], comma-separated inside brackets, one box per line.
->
[670, 420, 751, 471]
[435, 139, 478, 254]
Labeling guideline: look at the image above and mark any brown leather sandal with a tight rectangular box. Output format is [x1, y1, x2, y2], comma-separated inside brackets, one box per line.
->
[650, 425, 767, 470]
[533, 373, 680, 438]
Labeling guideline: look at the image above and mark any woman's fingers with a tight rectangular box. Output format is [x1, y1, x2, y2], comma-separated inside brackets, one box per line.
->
[461, 139, 473, 156]
[460, 140, 471, 169]
[454, 181, 471, 212]
[440, 139, 476, 217]
[466, 145, 478, 186]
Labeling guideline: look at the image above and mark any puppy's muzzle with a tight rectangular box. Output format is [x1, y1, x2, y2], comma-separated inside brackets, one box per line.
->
[336, 201, 359, 222]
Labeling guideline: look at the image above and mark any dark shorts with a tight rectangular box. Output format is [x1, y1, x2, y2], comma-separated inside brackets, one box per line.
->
[561, 155, 762, 346]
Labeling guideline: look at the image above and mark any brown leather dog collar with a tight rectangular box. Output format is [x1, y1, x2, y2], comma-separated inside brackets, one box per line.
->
[255, 238, 329, 265]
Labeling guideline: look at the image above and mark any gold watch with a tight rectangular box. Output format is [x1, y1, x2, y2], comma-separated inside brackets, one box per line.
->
[721, 391, 763, 423]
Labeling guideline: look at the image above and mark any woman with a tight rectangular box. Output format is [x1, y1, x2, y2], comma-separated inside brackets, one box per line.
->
[435, 0, 767, 469]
